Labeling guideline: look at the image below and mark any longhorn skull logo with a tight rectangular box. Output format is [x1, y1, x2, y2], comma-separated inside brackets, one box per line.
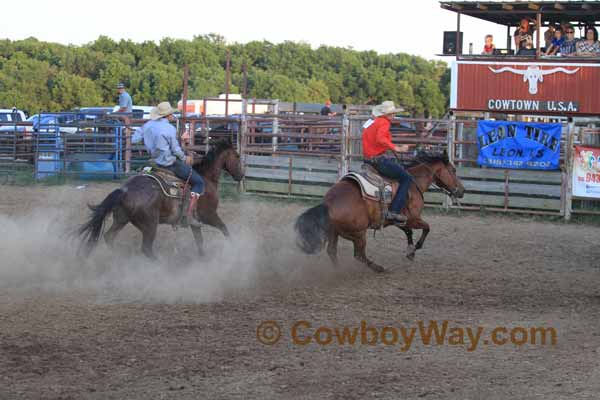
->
[488, 66, 580, 95]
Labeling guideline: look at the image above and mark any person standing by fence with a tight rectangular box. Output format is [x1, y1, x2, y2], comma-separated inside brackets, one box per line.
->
[116, 82, 133, 114]
[320, 100, 336, 116]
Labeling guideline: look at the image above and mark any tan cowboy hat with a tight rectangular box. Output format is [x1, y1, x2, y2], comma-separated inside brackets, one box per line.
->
[149, 102, 175, 120]
[372, 101, 402, 117]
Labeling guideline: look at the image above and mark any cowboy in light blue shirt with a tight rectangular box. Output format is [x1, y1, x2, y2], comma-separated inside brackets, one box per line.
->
[132, 102, 205, 227]
[116, 82, 133, 113]
[132, 116, 185, 167]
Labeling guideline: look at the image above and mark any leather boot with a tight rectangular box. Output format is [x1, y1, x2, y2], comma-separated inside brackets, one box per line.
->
[182, 193, 203, 227]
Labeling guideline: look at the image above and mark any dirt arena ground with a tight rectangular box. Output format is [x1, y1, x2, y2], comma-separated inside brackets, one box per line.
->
[1, 182, 600, 399]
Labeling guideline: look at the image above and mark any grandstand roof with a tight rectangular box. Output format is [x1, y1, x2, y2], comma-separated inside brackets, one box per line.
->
[439, 1, 600, 25]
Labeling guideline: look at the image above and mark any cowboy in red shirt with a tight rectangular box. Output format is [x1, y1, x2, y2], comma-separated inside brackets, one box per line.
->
[362, 101, 411, 223]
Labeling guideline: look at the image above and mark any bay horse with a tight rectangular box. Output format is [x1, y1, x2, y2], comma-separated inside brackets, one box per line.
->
[78, 140, 244, 259]
[295, 151, 465, 272]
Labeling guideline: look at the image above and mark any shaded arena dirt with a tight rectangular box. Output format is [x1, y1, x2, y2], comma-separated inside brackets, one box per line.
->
[1, 183, 600, 399]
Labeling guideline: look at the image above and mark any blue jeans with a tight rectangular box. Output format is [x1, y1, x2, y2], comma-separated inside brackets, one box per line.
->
[371, 157, 412, 213]
[163, 159, 205, 195]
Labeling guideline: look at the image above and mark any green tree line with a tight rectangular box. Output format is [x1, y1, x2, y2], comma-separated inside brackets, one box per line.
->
[0, 35, 449, 117]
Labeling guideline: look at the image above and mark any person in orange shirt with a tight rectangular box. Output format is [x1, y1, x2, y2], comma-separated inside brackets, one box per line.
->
[362, 101, 411, 223]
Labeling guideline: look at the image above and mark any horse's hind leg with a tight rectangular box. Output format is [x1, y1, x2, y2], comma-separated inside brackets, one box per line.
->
[131, 213, 159, 260]
[351, 231, 384, 273]
[326, 230, 339, 266]
[140, 222, 158, 260]
[104, 207, 129, 247]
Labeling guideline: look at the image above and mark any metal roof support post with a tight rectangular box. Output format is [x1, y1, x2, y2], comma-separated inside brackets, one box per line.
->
[506, 25, 511, 52]
[456, 12, 462, 58]
[536, 12, 542, 59]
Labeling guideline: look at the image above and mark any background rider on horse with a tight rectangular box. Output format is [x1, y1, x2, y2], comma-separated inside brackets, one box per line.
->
[132, 101, 205, 227]
[362, 101, 411, 223]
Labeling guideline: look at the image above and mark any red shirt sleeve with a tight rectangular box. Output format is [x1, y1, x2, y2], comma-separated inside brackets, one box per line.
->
[374, 119, 394, 151]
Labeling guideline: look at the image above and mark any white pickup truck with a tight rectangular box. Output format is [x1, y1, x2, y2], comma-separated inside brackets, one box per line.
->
[0, 108, 27, 134]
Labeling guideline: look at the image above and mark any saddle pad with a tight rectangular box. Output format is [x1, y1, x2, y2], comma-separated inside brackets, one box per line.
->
[342, 172, 393, 203]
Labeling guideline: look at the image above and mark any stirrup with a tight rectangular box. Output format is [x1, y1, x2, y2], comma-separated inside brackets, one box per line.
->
[385, 211, 407, 223]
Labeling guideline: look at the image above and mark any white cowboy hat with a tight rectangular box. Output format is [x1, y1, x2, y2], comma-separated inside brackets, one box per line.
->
[149, 102, 175, 120]
[372, 101, 402, 117]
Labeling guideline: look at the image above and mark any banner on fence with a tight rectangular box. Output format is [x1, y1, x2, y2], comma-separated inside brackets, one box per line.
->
[477, 121, 561, 170]
[572, 145, 600, 199]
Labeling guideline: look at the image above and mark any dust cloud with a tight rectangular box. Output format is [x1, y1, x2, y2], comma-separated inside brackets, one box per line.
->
[0, 186, 339, 303]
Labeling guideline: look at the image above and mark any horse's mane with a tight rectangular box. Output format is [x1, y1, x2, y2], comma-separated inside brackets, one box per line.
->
[407, 150, 449, 168]
[195, 140, 234, 173]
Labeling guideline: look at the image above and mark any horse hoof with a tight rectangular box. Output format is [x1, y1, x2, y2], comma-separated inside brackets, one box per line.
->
[367, 262, 385, 273]
[406, 245, 416, 261]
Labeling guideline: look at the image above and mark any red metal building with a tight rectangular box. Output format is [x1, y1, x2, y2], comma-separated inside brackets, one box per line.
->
[440, 1, 600, 116]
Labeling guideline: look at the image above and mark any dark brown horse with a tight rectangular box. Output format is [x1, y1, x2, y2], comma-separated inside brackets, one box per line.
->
[295, 152, 465, 272]
[78, 140, 244, 259]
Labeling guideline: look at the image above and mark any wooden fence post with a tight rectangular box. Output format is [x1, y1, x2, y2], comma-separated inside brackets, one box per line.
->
[239, 99, 248, 194]
[563, 121, 575, 221]
[340, 113, 350, 178]
[444, 114, 457, 210]
[456, 121, 464, 164]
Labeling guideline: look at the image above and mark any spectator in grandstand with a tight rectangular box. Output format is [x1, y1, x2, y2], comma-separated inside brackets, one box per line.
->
[559, 25, 579, 56]
[544, 23, 559, 50]
[481, 34, 495, 55]
[545, 27, 565, 55]
[320, 100, 336, 116]
[514, 18, 536, 55]
[576, 26, 600, 56]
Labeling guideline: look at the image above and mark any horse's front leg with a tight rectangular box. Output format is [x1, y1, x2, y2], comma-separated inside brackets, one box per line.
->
[191, 225, 205, 257]
[400, 227, 414, 246]
[398, 226, 416, 261]
[202, 212, 230, 238]
[405, 218, 430, 260]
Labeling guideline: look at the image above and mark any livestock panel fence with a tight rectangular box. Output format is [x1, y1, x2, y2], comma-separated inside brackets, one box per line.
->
[2, 110, 599, 220]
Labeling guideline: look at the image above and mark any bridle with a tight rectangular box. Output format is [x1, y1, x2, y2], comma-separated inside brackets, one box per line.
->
[410, 161, 462, 205]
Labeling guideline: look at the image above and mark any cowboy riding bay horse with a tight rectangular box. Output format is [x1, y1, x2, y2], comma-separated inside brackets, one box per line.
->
[78, 140, 244, 259]
[295, 151, 465, 272]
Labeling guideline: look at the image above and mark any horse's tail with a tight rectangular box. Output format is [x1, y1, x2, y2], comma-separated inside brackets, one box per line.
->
[294, 203, 330, 254]
[77, 188, 125, 256]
